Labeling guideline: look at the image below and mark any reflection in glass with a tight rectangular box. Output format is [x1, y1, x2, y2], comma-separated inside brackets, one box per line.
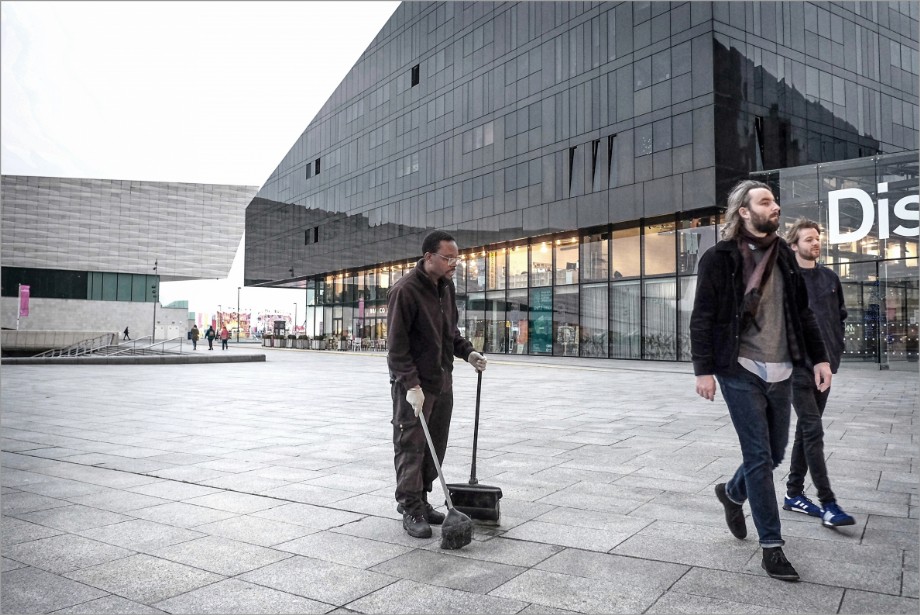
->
[553, 286, 579, 356]
[508, 245, 528, 289]
[485, 291, 506, 353]
[581, 232, 609, 281]
[678, 216, 719, 275]
[466, 292, 485, 351]
[454, 258, 467, 295]
[467, 253, 486, 292]
[644, 220, 677, 276]
[507, 290, 528, 354]
[611, 228, 641, 278]
[488, 248, 507, 290]
[554, 237, 579, 285]
[678, 277, 696, 360]
[610, 281, 640, 358]
[530, 240, 552, 287]
[643, 279, 676, 360]
[529, 287, 553, 354]
[580, 283, 608, 358]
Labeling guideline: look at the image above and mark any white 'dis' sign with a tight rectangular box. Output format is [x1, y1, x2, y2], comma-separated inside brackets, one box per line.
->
[828, 182, 919, 244]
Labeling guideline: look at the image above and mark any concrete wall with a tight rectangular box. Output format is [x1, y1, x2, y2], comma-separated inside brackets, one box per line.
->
[1, 176, 258, 281]
[0, 297, 189, 341]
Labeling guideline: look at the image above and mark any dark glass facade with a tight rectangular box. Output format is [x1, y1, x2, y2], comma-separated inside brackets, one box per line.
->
[245, 2, 918, 362]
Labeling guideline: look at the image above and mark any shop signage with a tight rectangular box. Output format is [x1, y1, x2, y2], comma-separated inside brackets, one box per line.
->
[828, 183, 919, 244]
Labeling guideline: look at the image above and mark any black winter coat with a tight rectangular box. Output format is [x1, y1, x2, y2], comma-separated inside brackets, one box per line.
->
[800, 264, 847, 373]
[387, 260, 475, 394]
[690, 239, 829, 377]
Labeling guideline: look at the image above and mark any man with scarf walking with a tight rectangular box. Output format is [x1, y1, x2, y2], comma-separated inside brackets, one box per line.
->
[690, 180, 832, 582]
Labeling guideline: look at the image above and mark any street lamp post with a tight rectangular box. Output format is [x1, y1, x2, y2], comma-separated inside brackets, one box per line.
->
[237, 287, 241, 343]
[294, 303, 298, 336]
[218, 305, 222, 330]
[151, 260, 158, 341]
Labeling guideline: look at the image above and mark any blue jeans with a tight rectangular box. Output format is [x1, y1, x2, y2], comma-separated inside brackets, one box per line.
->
[718, 369, 792, 547]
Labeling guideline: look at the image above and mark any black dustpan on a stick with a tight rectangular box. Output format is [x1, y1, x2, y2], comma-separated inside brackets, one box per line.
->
[446, 370, 503, 523]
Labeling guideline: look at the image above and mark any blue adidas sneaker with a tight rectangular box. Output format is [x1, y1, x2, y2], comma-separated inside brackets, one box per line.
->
[821, 501, 855, 527]
[783, 493, 822, 517]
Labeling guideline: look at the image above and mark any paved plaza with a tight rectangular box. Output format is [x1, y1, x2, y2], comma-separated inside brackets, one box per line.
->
[1, 348, 917, 614]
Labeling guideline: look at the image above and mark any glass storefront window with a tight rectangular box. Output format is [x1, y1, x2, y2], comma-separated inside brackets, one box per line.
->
[643, 279, 676, 360]
[610, 281, 640, 358]
[677, 277, 696, 360]
[117, 273, 132, 301]
[467, 253, 486, 292]
[644, 220, 677, 276]
[554, 237, 579, 285]
[488, 248, 507, 290]
[508, 245, 528, 288]
[366, 270, 378, 301]
[378, 269, 391, 297]
[553, 286, 579, 356]
[344, 273, 357, 303]
[678, 216, 719, 275]
[454, 258, 467, 295]
[485, 291, 506, 353]
[334, 276, 345, 303]
[529, 287, 553, 354]
[581, 232, 609, 281]
[580, 283, 607, 358]
[466, 292, 485, 351]
[507, 290, 528, 354]
[611, 227, 641, 279]
[530, 240, 553, 287]
[131, 275, 146, 302]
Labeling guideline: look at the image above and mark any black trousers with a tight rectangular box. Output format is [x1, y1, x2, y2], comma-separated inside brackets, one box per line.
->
[787, 366, 835, 504]
[391, 381, 453, 516]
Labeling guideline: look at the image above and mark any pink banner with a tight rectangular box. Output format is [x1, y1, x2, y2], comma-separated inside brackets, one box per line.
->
[18, 285, 30, 317]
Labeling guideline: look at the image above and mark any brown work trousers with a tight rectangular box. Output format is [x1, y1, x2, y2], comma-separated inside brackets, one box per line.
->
[391, 381, 453, 517]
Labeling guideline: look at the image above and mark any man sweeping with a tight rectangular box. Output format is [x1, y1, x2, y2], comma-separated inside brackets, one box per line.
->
[387, 230, 488, 539]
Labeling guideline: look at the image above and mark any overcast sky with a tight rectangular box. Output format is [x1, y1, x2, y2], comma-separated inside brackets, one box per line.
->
[1, 1, 399, 324]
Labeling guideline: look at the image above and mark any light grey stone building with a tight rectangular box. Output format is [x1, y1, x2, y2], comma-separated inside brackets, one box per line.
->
[1, 175, 257, 341]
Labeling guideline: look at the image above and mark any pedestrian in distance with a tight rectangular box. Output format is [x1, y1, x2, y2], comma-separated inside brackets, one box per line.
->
[205, 325, 216, 350]
[690, 180, 832, 582]
[220, 325, 230, 350]
[387, 230, 488, 539]
[190, 325, 200, 350]
[782, 217, 855, 528]
[123, 326, 130, 340]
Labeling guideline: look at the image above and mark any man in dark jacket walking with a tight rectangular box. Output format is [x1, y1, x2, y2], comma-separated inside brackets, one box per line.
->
[387, 230, 488, 539]
[691, 180, 831, 582]
[782, 217, 855, 528]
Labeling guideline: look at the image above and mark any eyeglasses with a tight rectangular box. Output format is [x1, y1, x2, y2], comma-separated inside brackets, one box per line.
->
[432, 253, 460, 266]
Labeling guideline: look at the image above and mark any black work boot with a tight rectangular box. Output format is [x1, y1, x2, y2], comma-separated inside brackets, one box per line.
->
[397, 502, 445, 525]
[402, 511, 432, 538]
[761, 547, 800, 581]
[715, 483, 747, 539]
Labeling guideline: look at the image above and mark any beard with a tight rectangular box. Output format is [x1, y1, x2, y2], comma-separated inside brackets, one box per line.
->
[750, 211, 780, 234]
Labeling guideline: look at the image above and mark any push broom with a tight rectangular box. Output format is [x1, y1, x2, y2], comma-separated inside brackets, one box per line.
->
[418, 408, 474, 550]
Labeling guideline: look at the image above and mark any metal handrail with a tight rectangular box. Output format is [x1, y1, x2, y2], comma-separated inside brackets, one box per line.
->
[33, 333, 116, 358]
[109, 336, 185, 356]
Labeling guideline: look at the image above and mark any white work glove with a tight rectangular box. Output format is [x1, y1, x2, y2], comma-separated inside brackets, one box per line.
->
[406, 386, 425, 417]
[468, 351, 487, 372]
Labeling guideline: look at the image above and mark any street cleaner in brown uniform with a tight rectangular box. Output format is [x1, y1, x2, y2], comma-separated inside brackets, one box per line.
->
[387, 230, 488, 538]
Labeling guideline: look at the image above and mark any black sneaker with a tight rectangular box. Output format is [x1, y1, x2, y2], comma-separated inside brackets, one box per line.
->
[402, 512, 432, 538]
[715, 483, 747, 539]
[397, 502, 445, 525]
[761, 547, 800, 581]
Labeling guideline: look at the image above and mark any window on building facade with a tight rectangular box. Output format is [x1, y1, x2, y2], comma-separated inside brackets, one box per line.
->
[554, 237, 580, 285]
[411, 64, 420, 86]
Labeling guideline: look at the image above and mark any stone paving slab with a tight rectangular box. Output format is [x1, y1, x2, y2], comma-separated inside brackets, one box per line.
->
[1, 351, 916, 614]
